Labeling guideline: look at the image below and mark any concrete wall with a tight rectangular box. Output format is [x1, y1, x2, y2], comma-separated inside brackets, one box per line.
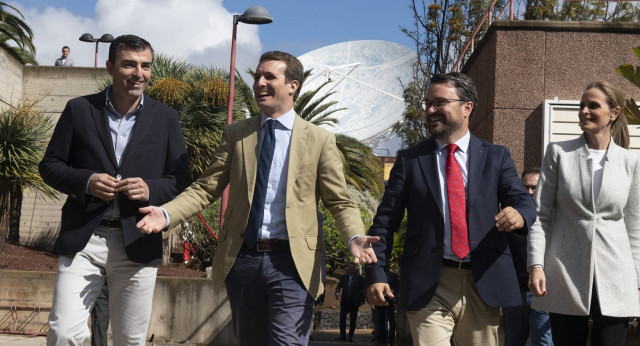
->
[1, 59, 110, 250]
[0, 270, 235, 345]
[464, 21, 640, 172]
[0, 48, 24, 110]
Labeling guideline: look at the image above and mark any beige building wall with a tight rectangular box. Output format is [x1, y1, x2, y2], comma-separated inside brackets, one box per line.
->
[463, 21, 640, 173]
[0, 50, 109, 249]
[0, 48, 24, 109]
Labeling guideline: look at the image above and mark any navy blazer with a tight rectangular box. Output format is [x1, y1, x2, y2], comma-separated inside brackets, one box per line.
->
[336, 273, 366, 307]
[39, 90, 191, 264]
[365, 135, 536, 311]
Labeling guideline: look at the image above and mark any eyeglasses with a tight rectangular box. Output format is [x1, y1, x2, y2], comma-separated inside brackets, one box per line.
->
[424, 98, 465, 110]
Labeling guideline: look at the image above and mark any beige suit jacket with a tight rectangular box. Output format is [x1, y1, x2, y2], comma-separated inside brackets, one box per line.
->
[528, 135, 640, 317]
[163, 114, 364, 299]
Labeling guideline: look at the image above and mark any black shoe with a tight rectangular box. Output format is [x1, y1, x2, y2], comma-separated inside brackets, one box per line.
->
[348, 336, 353, 342]
[335, 336, 346, 341]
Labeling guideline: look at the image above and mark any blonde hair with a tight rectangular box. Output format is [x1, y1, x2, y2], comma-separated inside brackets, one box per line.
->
[584, 81, 630, 149]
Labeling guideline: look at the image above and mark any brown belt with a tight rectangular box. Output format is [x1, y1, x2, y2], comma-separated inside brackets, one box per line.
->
[442, 258, 472, 270]
[99, 219, 122, 228]
[257, 239, 289, 252]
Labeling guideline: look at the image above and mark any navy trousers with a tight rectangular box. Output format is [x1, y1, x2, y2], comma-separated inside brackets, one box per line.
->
[225, 243, 314, 346]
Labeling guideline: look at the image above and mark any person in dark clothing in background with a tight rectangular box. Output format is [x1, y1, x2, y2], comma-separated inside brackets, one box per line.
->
[335, 262, 366, 342]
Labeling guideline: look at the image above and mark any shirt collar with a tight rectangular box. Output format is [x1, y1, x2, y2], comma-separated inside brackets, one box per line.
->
[436, 130, 471, 153]
[261, 108, 295, 130]
[105, 85, 144, 114]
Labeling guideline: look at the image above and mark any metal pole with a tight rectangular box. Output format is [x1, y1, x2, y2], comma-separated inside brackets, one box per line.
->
[219, 16, 239, 229]
[94, 41, 99, 68]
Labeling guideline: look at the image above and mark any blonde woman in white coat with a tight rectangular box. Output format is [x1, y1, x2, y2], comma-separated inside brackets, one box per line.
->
[528, 81, 640, 346]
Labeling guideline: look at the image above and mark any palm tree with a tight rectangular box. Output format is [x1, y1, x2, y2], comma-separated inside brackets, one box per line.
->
[0, 98, 57, 246]
[0, 2, 37, 65]
[238, 68, 384, 198]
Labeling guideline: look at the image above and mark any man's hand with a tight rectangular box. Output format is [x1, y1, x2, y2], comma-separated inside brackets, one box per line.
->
[494, 206, 525, 232]
[349, 235, 380, 264]
[88, 173, 119, 201]
[117, 177, 149, 201]
[137, 206, 167, 234]
[528, 267, 547, 297]
[367, 283, 394, 306]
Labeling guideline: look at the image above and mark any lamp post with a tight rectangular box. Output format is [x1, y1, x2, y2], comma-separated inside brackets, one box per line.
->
[79, 33, 114, 67]
[220, 6, 273, 228]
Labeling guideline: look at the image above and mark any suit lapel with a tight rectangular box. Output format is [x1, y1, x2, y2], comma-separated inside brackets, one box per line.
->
[90, 91, 118, 169]
[418, 139, 443, 217]
[467, 135, 487, 208]
[243, 117, 262, 200]
[286, 115, 310, 201]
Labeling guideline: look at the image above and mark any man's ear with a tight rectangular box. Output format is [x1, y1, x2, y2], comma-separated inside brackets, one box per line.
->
[464, 101, 474, 118]
[289, 80, 299, 96]
[106, 60, 114, 76]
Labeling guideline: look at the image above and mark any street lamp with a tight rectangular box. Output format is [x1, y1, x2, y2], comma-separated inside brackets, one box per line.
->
[79, 33, 114, 68]
[220, 6, 273, 228]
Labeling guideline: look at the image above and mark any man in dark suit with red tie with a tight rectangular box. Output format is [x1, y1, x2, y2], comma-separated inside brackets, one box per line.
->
[365, 72, 536, 346]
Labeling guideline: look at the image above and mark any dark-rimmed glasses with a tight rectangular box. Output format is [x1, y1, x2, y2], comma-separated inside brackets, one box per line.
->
[424, 98, 464, 110]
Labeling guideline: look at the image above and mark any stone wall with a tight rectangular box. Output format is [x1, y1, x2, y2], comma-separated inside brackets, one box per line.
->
[2, 60, 110, 250]
[0, 270, 235, 345]
[463, 21, 640, 172]
[0, 48, 24, 110]
[313, 309, 374, 330]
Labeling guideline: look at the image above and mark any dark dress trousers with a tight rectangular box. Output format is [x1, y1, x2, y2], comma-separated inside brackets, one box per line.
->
[336, 272, 366, 338]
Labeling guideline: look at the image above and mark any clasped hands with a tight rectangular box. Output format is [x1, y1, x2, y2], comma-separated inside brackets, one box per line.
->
[88, 173, 148, 201]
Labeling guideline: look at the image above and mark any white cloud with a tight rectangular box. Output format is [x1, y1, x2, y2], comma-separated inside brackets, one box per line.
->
[13, 0, 263, 75]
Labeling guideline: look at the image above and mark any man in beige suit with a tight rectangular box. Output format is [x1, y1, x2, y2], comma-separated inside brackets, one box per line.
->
[137, 51, 378, 345]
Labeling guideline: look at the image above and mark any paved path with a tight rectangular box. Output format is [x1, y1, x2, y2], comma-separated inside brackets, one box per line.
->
[0, 329, 385, 346]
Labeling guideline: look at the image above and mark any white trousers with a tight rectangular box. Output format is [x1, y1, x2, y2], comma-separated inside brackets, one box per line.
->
[47, 225, 157, 346]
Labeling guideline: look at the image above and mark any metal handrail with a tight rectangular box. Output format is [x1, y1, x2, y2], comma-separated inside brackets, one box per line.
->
[453, 0, 514, 72]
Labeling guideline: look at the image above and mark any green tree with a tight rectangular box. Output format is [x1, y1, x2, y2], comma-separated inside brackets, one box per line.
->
[174, 201, 220, 270]
[395, 0, 503, 147]
[617, 46, 640, 125]
[0, 2, 37, 65]
[556, 1, 640, 21]
[321, 199, 374, 276]
[0, 99, 57, 246]
[524, 0, 558, 20]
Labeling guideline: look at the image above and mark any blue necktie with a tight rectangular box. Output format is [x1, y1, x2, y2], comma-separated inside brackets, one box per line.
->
[245, 119, 276, 248]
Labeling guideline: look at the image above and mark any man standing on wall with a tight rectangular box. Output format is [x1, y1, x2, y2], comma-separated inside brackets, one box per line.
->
[40, 34, 191, 345]
[54, 46, 74, 66]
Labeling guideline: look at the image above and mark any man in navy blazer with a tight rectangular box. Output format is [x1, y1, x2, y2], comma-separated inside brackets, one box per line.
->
[366, 72, 536, 346]
[39, 35, 191, 345]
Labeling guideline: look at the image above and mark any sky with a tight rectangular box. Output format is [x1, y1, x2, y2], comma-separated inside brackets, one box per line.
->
[10, 0, 415, 74]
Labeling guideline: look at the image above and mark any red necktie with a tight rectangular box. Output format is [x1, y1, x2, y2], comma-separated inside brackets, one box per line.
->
[446, 144, 469, 259]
